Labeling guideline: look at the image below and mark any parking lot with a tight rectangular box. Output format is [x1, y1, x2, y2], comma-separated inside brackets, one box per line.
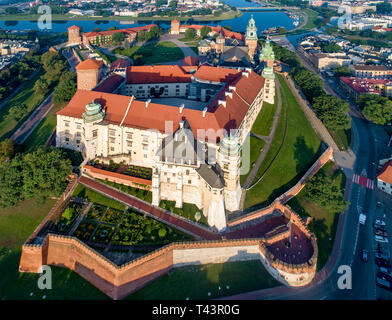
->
[373, 190, 392, 299]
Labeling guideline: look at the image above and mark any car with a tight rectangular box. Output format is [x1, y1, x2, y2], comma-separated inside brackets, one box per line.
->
[361, 249, 369, 262]
[376, 277, 392, 291]
[375, 257, 391, 268]
[375, 229, 388, 237]
[379, 266, 391, 274]
[375, 225, 387, 232]
[377, 272, 392, 282]
[376, 251, 390, 260]
[375, 235, 389, 243]
[374, 219, 386, 227]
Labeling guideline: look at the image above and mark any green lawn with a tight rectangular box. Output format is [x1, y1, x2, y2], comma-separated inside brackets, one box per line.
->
[72, 184, 126, 211]
[159, 200, 208, 225]
[287, 161, 345, 270]
[251, 91, 278, 137]
[97, 179, 152, 203]
[244, 74, 322, 209]
[126, 260, 280, 300]
[0, 196, 108, 300]
[114, 41, 184, 65]
[330, 128, 351, 151]
[240, 135, 266, 186]
[302, 8, 320, 30]
[0, 69, 46, 140]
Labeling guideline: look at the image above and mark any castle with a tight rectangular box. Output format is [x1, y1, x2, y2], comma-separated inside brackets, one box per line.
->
[57, 29, 276, 232]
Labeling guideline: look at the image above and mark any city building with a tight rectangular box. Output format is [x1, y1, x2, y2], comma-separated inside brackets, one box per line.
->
[310, 52, 351, 71]
[377, 160, 392, 195]
[340, 76, 392, 99]
[350, 64, 392, 78]
[56, 43, 276, 232]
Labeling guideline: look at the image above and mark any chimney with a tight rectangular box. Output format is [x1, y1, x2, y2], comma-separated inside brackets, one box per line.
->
[202, 107, 207, 118]
[242, 72, 249, 78]
[229, 85, 236, 91]
[179, 103, 185, 114]
[145, 99, 151, 109]
[225, 91, 233, 99]
[245, 68, 252, 73]
[218, 99, 226, 108]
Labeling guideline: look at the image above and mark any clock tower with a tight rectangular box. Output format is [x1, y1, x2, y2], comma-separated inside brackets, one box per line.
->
[245, 15, 258, 62]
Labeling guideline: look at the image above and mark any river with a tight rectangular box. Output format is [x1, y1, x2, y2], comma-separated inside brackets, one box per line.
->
[0, 0, 297, 34]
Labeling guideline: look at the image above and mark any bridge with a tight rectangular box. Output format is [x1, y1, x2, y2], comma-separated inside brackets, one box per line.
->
[237, 6, 287, 11]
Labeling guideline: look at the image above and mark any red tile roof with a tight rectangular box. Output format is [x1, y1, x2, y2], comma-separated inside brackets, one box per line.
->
[83, 24, 157, 38]
[340, 76, 392, 95]
[193, 65, 241, 83]
[126, 65, 194, 84]
[110, 58, 131, 70]
[93, 74, 124, 93]
[58, 68, 265, 141]
[180, 56, 199, 67]
[180, 24, 244, 41]
[75, 59, 104, 71]
[378, 160, 392, 184]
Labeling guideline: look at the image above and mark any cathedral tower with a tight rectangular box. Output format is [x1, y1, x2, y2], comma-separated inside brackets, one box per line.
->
[260, 35, 276, 104]
[245, 15, 258, 62]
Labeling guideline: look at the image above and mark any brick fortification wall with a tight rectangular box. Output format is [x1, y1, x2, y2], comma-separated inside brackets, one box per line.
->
[83, 165, 152, 190]
[20, 231, 317, 299]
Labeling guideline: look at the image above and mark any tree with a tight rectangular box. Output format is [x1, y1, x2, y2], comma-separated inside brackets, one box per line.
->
[322, 43, 342, 53]
[357, 94, 392, 125]
[53, 71, 77, 105]
[304, 173, 349, 213]
[333, 65, 351, 77]
[377, 1, 392, 13]
[313, 94, 351, 130]
[34, 78, 49, 96]
[200, 26, 211, 39]
[169, 0, 177, 9]
[185, 28, 197, 40]
[22, 147, 72, 203]
[0, 156, 24, 208]
[0, 139, 14, 161]
[158, 227, 167, 238]
[9, 104, 27, 121]
[112, 32, 125, 44]
[5, 7, 18, 15]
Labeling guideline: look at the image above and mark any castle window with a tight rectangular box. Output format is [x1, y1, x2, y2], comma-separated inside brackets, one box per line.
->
[76, 123, 82, 129]
[110, 147, 114, 151]
[186, 169, 189, 175]
[76, 139, 80, 144]
[109, 129, 116, 137]
[76, 132, 81, 137]
[93, 130, 98, 138]
[127, 141, 132, 147]
[65, 130, 70, 135]
[65, 137, 69, 142]
[167, 178, 170, 183]
[188, 180, 192, 184]
[127, 133, 133, 139]
[110, 138, 115, 144]
[64, 121, 70, 127]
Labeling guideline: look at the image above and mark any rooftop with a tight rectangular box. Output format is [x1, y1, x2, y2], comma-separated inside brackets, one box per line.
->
[75, 58, 104, 71]
[378, 160, 392, 185]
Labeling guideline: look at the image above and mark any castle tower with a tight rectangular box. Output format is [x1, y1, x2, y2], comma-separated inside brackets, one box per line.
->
[68, 25, 81, 46]
[75, 59, 104, 91]
[245, 15, 258, 62]
[260, 35, 276, 104]
[217, 134, 242, 212]
[216, 32, 225, 54]
[78, 101, 105, 160]
[171, 19, 180, 35]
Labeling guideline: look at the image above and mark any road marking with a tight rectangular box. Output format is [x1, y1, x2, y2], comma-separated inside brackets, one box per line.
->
[352, 174, 375, 190]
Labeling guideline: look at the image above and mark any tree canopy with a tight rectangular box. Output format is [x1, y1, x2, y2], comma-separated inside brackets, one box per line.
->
[313, 94, 351, 130]
[357, 94, 392, 125]
[185, 28, 197, 40]
[0, 147, 72, 207]
[200, 26, 211, 39]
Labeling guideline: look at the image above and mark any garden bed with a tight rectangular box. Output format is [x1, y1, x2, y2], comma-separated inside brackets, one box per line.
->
[93, 161, 152, 180]
[51, 201, 84, 234]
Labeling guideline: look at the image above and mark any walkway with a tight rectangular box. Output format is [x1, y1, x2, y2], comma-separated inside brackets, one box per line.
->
[79, 176, 221, 241]
[11, 92, 54, 145]
[242, 77, 283, 190]
[160, 34, 199, 62]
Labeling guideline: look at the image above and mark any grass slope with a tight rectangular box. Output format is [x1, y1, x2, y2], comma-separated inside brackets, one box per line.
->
[287, 161, 345, 270]
[126, 260, 280, 300]
[244, 74, 322, 209]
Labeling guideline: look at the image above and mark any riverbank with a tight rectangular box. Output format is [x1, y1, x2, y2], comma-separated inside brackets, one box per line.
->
[0, 10, 242, 22]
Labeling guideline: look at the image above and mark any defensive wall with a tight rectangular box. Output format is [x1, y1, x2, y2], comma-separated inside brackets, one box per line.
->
[18, 148, 331, 299]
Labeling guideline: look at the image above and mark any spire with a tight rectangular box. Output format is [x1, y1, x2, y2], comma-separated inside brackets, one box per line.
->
[260, 36, 275, 79]
[245, 15, 258, 41]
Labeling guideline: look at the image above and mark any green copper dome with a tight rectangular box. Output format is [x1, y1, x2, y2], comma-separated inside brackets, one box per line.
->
[82, 102, 105, 123]
[220, 134, 240, 157]
[260, 36, 275, 62]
